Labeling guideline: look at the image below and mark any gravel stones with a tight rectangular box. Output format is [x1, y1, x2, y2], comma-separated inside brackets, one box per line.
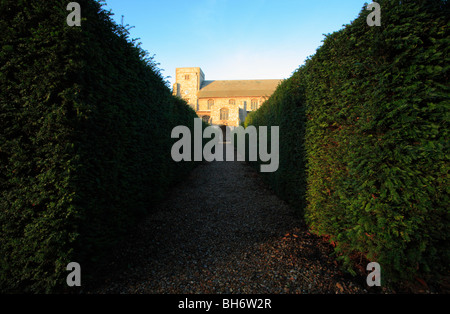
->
[87, 144, 379, 294]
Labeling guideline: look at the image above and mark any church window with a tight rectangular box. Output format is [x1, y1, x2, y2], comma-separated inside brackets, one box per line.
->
[184, 75, 190, 80]
[207, 99, 214, 110]
[229, 99, 235, 105]
[220, 108, 229, 120]
[251, 99, 258, 110]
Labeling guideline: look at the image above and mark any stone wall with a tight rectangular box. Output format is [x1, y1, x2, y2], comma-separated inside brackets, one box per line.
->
[198, 96, 270, 126]
[172, 68, 204, 111]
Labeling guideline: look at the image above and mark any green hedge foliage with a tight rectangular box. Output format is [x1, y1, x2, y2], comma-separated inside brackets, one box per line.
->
[0, 0, 199, 292]
[244, 75, 307, 215]
[245, 0, 449, 281]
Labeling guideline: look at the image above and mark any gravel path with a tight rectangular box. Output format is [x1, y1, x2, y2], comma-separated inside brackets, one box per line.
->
[87, 143, 378, 294]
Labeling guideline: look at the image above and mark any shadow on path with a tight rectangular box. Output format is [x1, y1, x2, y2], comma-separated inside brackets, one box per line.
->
[87, 144, 370, 294]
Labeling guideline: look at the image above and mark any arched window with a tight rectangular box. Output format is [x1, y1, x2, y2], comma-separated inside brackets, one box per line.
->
[207, 99, 214, 110]
[220, 108, 229, 120]
[251, 99, 258, 110]
[229, 99, 235, 105]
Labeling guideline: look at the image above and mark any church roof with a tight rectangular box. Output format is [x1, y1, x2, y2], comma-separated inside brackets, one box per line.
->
[198, 79, 282, 98]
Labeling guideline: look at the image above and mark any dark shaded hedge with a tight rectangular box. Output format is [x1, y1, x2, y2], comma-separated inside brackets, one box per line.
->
[0, 0, 199, 292]
[245, 0, 449, 282]
[244, 75, 307, 215]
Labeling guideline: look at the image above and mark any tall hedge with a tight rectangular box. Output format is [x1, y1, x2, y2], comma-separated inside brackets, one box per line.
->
[244, 75, 307, 215]
[0, 0, 199, 292]
[245, 0, 449, 282]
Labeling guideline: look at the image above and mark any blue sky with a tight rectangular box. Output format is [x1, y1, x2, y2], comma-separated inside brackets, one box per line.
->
[101, 0, 371, 86]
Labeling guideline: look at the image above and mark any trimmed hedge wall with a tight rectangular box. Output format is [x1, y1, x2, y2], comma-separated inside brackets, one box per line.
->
[244, 75, 307, 215]
[1, 0, 199, 292]
[245, 0, 449, 282]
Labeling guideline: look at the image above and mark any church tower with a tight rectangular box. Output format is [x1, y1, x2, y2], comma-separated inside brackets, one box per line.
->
[172, 67, 205, 111]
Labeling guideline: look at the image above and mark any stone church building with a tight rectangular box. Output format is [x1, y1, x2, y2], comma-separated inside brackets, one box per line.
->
[172, 67, 281, 127]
